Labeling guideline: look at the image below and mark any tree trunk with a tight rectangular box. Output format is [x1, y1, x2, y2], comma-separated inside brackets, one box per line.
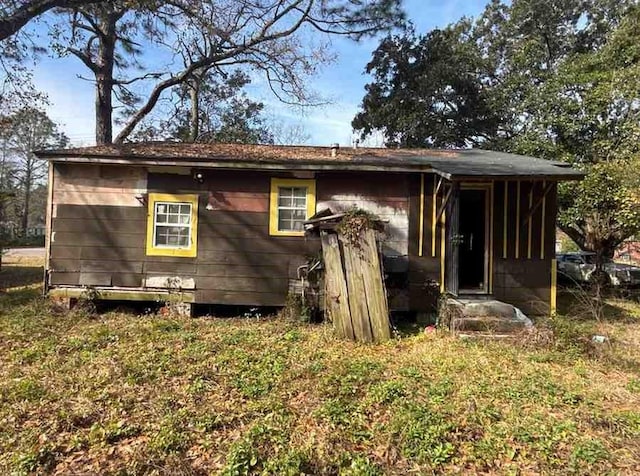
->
[94, 12, 117, 145]
[21, 176, 30, 237]
[95, 74, 113, 145]
[189, 81, 199, 142]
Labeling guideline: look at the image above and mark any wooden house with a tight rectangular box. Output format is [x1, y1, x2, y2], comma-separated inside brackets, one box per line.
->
[36, 143, 583, 316]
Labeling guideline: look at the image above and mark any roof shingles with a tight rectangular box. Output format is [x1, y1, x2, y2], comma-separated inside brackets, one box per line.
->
[35, 141, 583, 179]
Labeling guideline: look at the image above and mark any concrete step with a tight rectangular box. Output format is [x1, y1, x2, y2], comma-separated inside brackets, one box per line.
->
[444, 298, 534, 335]
[452, 315, 529, 333]
[458, 333, 520, 340]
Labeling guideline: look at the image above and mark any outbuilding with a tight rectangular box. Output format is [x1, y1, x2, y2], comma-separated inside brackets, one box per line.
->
[36, 142, 583, 317]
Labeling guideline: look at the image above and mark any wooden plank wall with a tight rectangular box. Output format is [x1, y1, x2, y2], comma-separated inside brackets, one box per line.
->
[492, 180, 557, 315]
[48, 163, 557, 314]
[49, 164, 318, 306]
[49, 165, 411, 308]
[316, 172, 410, 272]
[408, 174, 442, 312]
[407, 176, 557, 316]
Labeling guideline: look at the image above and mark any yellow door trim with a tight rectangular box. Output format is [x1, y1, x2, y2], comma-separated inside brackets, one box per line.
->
[550, 258, 557, 315]
[418, 174, 425, 257]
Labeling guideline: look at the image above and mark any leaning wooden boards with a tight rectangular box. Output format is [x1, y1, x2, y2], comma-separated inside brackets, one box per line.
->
[321, 228, 391, 343]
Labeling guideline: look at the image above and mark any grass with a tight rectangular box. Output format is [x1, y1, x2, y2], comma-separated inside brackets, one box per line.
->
[0, 263, 639, 474]
[0, 252, 44, 290]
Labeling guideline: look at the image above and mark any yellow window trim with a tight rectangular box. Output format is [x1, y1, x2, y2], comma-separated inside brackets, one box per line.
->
[269, 178, 316, 237]
[146, 192, 199, 257]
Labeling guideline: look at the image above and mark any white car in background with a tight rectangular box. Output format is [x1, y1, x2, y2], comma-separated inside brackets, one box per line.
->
[557, 252, 640, 287]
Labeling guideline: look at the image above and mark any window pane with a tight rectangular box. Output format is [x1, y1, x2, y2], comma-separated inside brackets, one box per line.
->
[279, 187, 293, 198]
[155, 232, 167, 245]
[179, 214, 190, 224]
[278, 218, 291, 231]
[168, 204, 180, 214]
[168, 214, 179, 224]
[157, 204, 166, 214]
[278, 194, 292, 207]
[279, 209, 293, 221]
[154, 225, 190, 247]
[179, 204, 191, 215]
[274, 183, 310, 232]
[156, 213, 167, 223]
[292, 187, 307, 198]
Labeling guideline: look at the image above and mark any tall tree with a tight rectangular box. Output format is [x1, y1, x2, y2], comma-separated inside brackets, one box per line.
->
[0, 107, 68, 237]
[5, 0, 404, 144]
[352, 23, 501, 147]
[353, 0, 640, 269]
[133, 69, 273, 144]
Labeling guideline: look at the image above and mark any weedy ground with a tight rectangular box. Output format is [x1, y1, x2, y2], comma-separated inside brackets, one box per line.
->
[0, 256, 639, 475]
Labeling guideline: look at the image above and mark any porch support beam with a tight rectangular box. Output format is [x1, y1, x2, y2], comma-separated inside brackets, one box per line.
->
[436, 183, 453, 224]
[520, 181, 554, 228]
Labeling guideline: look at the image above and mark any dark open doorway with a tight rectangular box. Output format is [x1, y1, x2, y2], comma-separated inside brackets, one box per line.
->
[459, 188, 488, 292]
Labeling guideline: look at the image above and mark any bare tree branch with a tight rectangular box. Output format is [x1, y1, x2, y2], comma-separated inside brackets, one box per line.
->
[0, 0, 104, 41]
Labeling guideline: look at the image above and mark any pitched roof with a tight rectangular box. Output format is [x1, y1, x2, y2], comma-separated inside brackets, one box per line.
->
[35, 141, 584, 180]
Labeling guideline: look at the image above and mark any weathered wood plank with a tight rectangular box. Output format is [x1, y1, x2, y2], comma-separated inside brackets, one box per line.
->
[53, 218, 144, 234]
[321, 232, 354, 340]
[196, 276, 289, 293]
[195, 264, 288, 278]
[49, 259, 79, 272]
[112, 274, 143, 287]
[54, 205, 145, 221]
[53, 231, 145, 248]
[197, 223, 269, 239]
[194, 290, 286, 306]
[80, 246, 145, 261]
[200, 210, 269, 226]
[196, 236, 319, 254]
[54, 191, 145, 207]
[50, 272, 80, 285]
[79, 272, 112, 286]
[340, 235, 374, 343]
[359, 229, 391, 342]
[50, 245, 82, 260]
[193, 250, 293, 266]
[144, 261, 198, 274]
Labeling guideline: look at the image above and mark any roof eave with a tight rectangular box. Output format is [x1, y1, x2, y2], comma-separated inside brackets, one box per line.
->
[446, 173, 585, 181]
[36, 155, 434, 173]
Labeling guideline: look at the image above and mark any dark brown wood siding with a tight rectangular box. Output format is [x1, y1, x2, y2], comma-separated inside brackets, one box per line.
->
[408, 174, 442, 312]
[492, 180, 557, 315]
[316, 171, 410, 271]
[49, 167, 410, 308]
[49, 163, 559, 314]
[49, 166, 319, 306]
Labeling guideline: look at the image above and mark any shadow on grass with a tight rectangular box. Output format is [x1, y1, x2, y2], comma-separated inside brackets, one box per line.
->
[0, 265, 44, 290]
[0, 286, 42, 310]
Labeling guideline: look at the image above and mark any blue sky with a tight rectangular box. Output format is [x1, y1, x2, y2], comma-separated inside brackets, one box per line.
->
[32, 0, 488, 147]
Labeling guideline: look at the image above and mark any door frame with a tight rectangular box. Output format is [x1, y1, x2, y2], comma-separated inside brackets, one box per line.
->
[458, 182, 493, 294]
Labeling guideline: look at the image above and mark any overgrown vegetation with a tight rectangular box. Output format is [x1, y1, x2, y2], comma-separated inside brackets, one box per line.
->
[1, 260, 639, 474]
[336, 208, 381, 248]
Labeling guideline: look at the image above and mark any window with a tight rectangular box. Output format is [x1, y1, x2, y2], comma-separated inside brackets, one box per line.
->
[269, 178, 316, 236]
[146, 193, 198, 257]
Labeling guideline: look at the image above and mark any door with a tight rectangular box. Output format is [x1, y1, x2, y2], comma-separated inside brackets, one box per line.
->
[458, 188, 488, 292]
